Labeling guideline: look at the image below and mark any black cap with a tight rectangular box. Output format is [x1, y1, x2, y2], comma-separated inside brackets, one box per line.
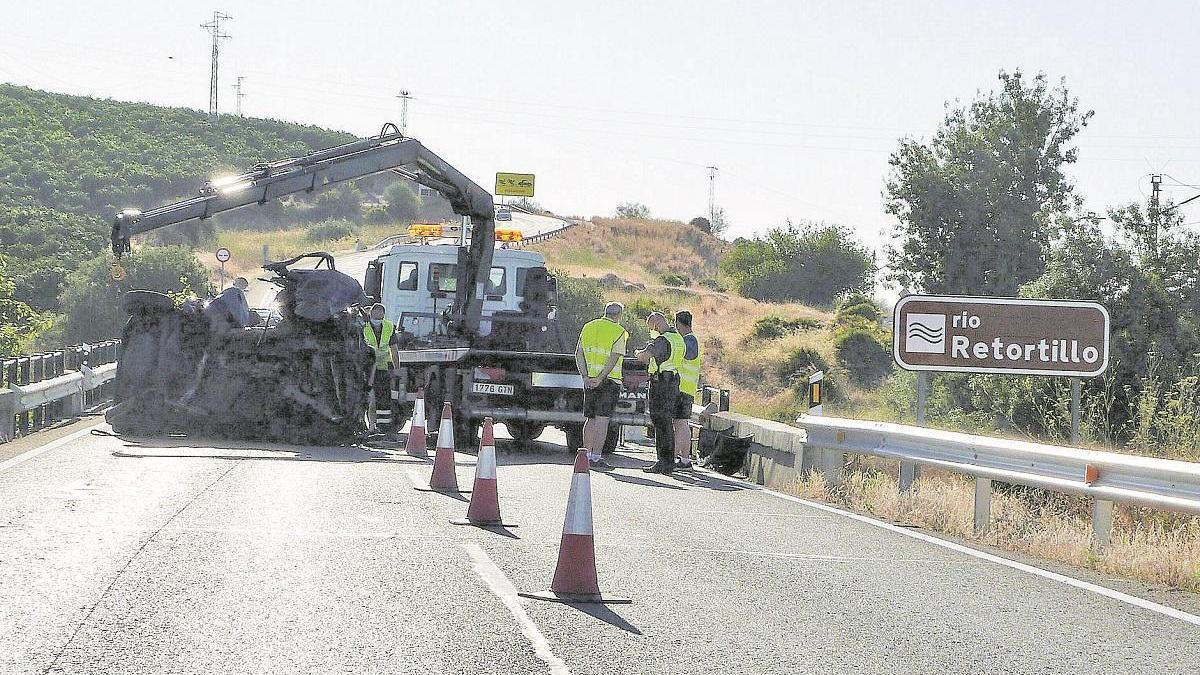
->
[675, 310, 693, 327]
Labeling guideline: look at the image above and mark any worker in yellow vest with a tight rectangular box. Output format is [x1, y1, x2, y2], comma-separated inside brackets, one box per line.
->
[673, 310, 701, 469]
[635, 311, 685, 474]
[363, 303, 401, 434]
[575, 302, 628, 468]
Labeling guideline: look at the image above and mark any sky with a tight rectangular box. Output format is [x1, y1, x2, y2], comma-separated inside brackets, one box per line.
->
[2, 0, 1199, 254]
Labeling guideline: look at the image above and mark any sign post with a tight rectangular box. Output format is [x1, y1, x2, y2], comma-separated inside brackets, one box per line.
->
[807, 371, 824, 416]
[892, 295, 1110, 491]
[495, 172, 535, 198]
[215, 247, 231, 290]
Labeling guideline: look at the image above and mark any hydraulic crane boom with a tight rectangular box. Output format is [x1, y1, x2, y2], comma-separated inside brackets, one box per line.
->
[109, 125, 497, 336]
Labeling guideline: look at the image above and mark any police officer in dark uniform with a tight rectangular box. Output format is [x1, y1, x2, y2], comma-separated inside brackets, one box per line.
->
[636, 312, 685, 474]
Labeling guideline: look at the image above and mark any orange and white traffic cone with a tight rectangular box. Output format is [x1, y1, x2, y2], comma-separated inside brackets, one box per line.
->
[415, 402, 468, 492]
[519, 450, 629, 604]
[404, 390, 428, 458]
[451, 417, 516, 527]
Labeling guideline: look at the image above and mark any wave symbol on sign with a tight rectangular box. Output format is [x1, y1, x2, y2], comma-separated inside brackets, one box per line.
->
[906, 321, 944, 345]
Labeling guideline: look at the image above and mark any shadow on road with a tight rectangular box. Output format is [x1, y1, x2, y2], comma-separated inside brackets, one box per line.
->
[566, 602, 643, 635]
[598, 471, 687, 490]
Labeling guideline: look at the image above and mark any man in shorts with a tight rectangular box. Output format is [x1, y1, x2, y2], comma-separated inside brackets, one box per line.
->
[575, 302, 628, 468]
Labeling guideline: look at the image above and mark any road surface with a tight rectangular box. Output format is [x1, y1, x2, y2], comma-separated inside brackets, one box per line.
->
[2, 422, 1199, 674]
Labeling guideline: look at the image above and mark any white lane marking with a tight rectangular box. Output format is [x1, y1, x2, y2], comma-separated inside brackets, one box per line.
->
[694, 468, 1200, 628]
[0, 421, 103, 474]
[601, 542, 984, 564]
[698, 510, 832, 518]
[462, 543, 570, 675]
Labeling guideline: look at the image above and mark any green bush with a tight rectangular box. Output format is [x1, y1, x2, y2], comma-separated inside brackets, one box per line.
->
[304, 219, 359, 242]
[660, 272, 691, 287]
[751, 315, 824, 340]
[836, 301, 880, 324]
[776, 346, 830, 384]
[720, 223, 873, 305]
[834, 325, 893, 385]
[698, 278, 727, 292]
[59, 246, 209, 344]
[625, 295, 669, 320]
[384, 181, 422, 222]
[361, 202, 391, 224]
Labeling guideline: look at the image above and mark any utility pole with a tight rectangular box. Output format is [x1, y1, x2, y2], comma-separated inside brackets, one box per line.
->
[397, 89, 413, 135]
[201, 11, 232, 121]
[233, 76, 246, 116]
[1149, 173, 1162, 258]
[706, 166, 719, 227]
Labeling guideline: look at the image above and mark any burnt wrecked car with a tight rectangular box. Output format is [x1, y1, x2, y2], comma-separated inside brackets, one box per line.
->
[106, 253, 375, 444]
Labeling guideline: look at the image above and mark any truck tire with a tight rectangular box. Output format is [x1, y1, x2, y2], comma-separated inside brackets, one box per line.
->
[601, 424, 619, 455]
[456, 417, 480, 452]
[565, 424, 584, 454]
[507, 420, 545, 444]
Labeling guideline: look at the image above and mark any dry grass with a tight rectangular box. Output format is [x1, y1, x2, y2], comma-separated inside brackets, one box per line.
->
[790, 461, 1200, 592]
[202, 222, 404, 277]
[531, 217, 728, 284]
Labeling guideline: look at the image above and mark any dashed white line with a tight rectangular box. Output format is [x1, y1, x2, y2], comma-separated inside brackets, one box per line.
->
[462, 543, 570, 675]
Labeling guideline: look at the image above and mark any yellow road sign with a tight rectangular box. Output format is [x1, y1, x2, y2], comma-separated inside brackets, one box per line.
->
[110, 262, 126, 282]
[495, 172, 535, 197]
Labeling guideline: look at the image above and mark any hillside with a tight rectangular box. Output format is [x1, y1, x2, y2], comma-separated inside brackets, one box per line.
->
[530, 218, 841, 421]
[0, 84, 356, 312]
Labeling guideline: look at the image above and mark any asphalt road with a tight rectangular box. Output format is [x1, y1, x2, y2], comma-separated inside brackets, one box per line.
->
[3, 422, 1199, 674]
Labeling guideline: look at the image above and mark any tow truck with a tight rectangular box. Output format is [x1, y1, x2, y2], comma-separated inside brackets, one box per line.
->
[109, 125, 649, 447]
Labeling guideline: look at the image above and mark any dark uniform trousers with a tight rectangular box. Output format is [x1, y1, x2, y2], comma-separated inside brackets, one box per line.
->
[648, 372, 681, 470]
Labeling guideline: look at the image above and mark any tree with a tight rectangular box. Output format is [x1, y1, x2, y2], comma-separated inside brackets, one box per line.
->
[688, 216, 711, 233]
[0, 257, 41, 357]
[719, 222, 874, 305]
[709, 206, 729, 236]
[614, 202, 651, 219]
[58, 246, 209, 344]
[384, 181, 422, 223]
[885, 70, 1092, 295]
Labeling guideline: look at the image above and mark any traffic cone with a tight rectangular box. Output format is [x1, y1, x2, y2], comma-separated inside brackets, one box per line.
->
[404, 390, 428, 457]
[415, 402, 468, 492]
[451, 418, 516, 527]
[519, 450, 630, 604]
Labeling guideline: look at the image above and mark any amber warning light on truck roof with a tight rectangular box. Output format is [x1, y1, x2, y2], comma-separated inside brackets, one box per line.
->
[495, 229, 524, 243]
[408, 223, 444, 238]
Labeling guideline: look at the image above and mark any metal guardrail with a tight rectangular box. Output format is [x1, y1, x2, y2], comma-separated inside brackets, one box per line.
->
[521, 221, 576, 245]
[0, 340, 121, 442]
[793, 415, 1200, 548]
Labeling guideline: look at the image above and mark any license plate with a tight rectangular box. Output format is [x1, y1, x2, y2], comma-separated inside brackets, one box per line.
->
[472, 382, 515, 396]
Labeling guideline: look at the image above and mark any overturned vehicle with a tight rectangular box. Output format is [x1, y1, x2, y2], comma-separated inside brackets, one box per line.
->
[107, 253, 374, 444]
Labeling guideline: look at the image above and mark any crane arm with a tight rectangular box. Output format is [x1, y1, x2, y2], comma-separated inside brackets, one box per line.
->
[110, 126, 497, 336]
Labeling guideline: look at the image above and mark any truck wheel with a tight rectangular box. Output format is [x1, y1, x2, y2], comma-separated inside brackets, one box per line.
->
[507, 420, 545, 444]
[565, 424, 584, 454]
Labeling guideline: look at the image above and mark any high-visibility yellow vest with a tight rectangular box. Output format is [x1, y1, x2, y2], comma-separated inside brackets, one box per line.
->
[363, 319, 395, 371]
[579, 318, 627, 381]
[649, 330, 686, 376]
[678, 333, 702, 397]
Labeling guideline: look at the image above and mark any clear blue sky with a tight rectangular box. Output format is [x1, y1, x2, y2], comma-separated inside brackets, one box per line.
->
[2, 0, 1198, 251]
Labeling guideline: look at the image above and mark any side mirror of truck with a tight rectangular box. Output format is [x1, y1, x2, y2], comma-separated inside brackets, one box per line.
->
[364, 259, 382, 303]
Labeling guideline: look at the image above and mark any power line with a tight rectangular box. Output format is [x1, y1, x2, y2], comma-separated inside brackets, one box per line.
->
[200, 11, 231, 120]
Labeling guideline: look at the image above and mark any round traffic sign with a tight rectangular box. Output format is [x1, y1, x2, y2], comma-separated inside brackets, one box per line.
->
[215, 247, 231, 263]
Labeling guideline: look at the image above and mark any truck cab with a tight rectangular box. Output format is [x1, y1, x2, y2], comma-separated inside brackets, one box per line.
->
[370, 243, 550, 340]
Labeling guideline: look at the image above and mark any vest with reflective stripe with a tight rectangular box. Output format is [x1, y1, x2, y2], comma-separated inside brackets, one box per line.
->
[650, 330, 686, 375]
[678, 334, 702, 397]
[580, 318, 626, 381]
[363, 320, 395, 370]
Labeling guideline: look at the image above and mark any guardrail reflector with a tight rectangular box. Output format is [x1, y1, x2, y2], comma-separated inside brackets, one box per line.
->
[1084, 463, 1100, 485]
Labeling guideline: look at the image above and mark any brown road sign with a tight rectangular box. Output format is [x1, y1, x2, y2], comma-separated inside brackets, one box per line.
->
[495, 172, 535, 197]
[893, 295, 1109, 377]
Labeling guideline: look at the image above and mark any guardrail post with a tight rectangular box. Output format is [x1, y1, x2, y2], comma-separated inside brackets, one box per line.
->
[1090, 499, 1114, 552]
[973, 478, 992, 535]
[819, 448, 842, 488]
[899, 373, 929, 492]
[0, 389, 15, 442]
